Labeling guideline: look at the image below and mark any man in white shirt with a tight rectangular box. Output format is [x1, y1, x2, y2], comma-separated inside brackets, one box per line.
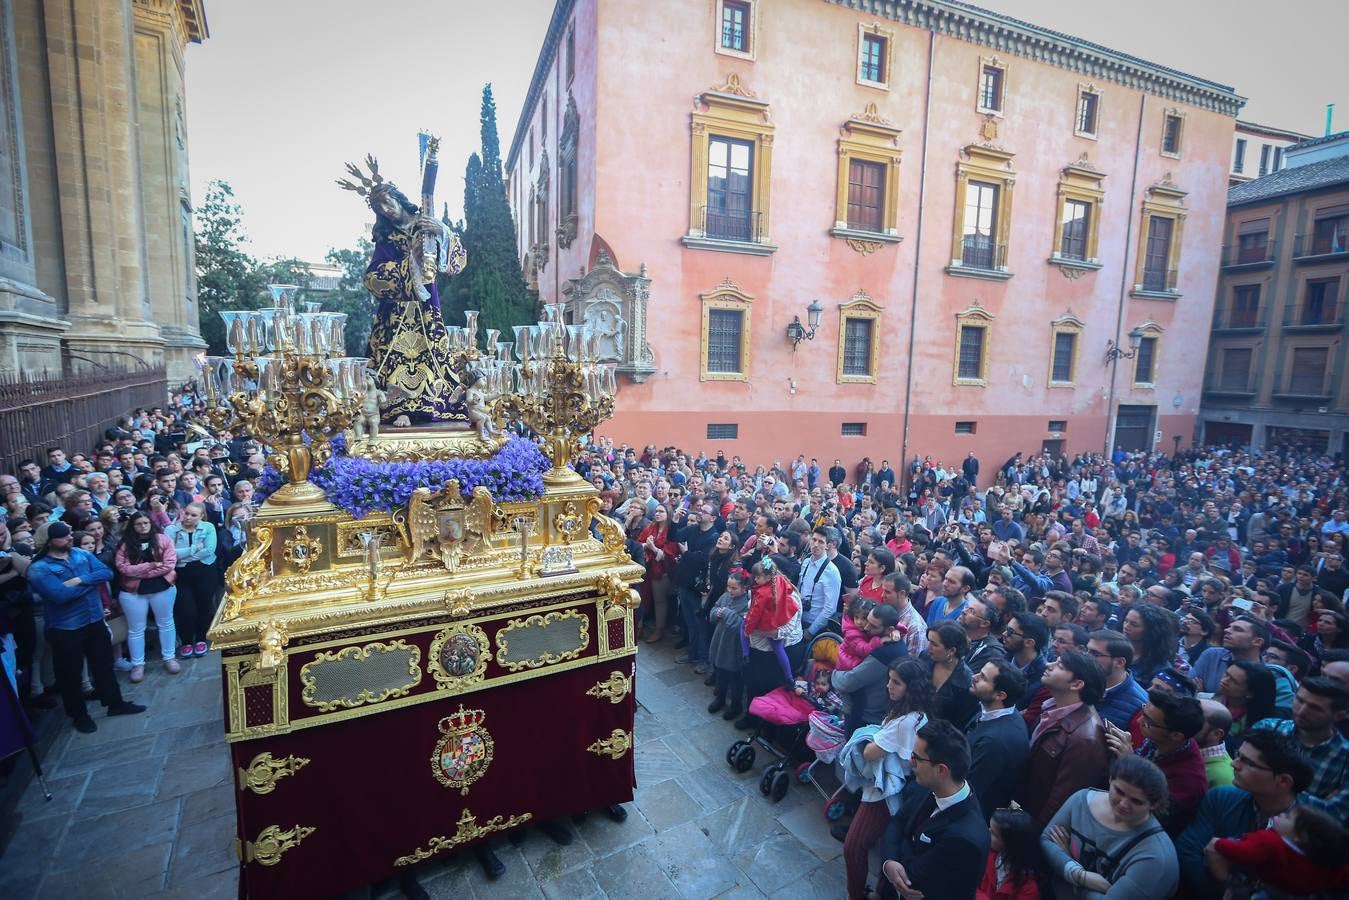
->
[798, 527, 841, 637]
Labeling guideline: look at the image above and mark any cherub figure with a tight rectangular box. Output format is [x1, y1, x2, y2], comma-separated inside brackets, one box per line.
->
[353, 375, 387, 442]
[452, 369, 497, 442]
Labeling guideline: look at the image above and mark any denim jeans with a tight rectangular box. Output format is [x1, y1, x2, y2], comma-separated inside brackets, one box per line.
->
[677, 587, 709, 661]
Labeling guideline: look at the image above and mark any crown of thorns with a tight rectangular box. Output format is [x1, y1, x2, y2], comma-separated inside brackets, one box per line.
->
[335, 155, 390, 204]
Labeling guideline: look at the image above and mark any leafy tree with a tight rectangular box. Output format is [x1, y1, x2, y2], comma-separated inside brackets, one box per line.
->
[453, 84, 537, 339]
[323, 241, 377, 357]
[194, 180, 269, 353]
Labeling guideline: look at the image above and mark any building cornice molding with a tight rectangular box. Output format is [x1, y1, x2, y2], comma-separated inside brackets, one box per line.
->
[508, 0, 575, 171]
[826, 0, 1244, 117]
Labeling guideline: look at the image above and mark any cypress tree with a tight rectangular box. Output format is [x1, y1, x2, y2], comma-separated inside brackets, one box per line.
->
[455, 84, 536, 339]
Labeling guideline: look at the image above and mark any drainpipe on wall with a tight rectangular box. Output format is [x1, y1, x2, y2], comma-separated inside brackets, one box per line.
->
[899, 29, 936, 486]
[1104, 94, 1147, 456]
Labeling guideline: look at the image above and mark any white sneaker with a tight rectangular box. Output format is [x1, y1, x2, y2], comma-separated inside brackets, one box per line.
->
[114, 658, 134, 672]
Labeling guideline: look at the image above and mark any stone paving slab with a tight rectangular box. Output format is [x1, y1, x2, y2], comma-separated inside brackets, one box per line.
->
[0, 640, 850, 899]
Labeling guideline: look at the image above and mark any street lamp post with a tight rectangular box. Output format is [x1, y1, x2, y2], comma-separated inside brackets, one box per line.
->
[785, 300, 824, 348]
[1103, 326, 1146, 455]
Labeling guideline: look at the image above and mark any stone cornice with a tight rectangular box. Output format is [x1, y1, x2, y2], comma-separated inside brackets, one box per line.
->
[131, 0, 208, 45]
[827, 0, 1243, 116]
[507, 0, 574, 171]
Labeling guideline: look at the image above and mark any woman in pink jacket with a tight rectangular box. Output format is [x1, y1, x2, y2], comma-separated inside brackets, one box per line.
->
[114, 511, 179, 682]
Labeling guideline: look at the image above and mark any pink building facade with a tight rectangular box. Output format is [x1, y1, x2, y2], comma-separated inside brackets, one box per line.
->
[506, 0, 1243, 470]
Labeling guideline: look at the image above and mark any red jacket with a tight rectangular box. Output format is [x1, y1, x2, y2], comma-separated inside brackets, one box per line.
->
[976, 851, 1041, 900]
[1215, 828, 1349, 895]
[637, 523, 679, 580]
[744, 574, 798, 634]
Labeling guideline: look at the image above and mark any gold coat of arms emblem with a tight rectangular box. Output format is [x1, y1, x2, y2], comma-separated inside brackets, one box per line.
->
[431, 705, 494, 795]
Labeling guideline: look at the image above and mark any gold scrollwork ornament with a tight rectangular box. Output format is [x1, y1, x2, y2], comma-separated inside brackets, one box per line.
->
[431, 705, 495, 796]
[238, 752, 310, 795]
[256, 620, 289, 672]
[494, 609, 590, 672]
[394, 809, 532, 867]
[586, 667, 633, 704]
[298, 639, 422, 712]
[586, 728, 633, 760]
[241, 824, 316, 866]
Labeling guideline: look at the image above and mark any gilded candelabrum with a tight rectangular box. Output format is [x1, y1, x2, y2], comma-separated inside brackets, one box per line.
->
[495, 305, 618, 483]
[201, 286, 367, 506]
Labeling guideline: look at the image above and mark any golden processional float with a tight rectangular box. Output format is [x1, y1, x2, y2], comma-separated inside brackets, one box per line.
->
[202, 143, 641, 898]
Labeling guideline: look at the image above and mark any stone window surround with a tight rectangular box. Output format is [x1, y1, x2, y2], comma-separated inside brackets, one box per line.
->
[855, 22, 894, 90]
[1131, 321, 1165, 387]
[1049, 155, 1106, 273]
[684, 75, 777, 256]
[700, 276, 753, 382]
[947, 143, 1016, 280]
[714, 0, 757, 62]
[1048, 311, 1085, 387]
[831, 104, 903, 247]
[976, 55, 1008, 117]
[953, 302, 995, 387]
[1131, 177, 1187, 299]
[836, 291, 883, 384]
[1074, 82, 1101, 140]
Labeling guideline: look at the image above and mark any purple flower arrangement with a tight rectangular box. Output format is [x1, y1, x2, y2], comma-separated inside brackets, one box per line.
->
[253, 435, 548, 518]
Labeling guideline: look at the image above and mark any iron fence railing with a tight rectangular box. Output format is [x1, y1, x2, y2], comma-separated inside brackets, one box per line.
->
[959, 235, 1008, 270]
[1141, 266, 1179, 293]
[0, 367, 167, 474]
[1220, 240, 1277, 267]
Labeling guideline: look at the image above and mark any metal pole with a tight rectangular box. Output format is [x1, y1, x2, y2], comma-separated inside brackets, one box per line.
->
[1105, 94, 1148, 457]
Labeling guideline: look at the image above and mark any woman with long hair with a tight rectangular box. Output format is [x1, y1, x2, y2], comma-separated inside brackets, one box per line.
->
[1220, 660, 1278, 753]
[637, 505, 679, 643]
[842, 659, 933, 900]
[165, 502, 218, 658]
[114, 511, 179, 682]
[1123, 605, 1179, 687]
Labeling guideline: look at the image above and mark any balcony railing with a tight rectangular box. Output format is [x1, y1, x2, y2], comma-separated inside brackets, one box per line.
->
[1211, 306, 1266, 331]
[1293, 232, 1349, 259]
[1274, 374, 1334, 401]
[1141, 267, 1179, 293]
[1282, 304, 1344, 329]
[959, 235, 1008, 271]
[698, 206, 765, 244]
[1204, 373, 1258, 396]
[1220, 240, 1277, 267]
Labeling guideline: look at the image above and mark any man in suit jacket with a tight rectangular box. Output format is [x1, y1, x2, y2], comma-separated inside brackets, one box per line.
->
[876, 720, 990, 900]
[966, 658, 1030, 822]
[1015, 649, 1110, 828]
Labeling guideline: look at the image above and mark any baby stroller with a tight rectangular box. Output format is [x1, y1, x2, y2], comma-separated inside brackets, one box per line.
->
[725, 631, 842, 803]
[800, 710, 854, 821]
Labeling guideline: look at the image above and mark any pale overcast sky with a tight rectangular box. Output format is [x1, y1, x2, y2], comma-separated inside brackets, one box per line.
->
[186, 0, 1346, 263]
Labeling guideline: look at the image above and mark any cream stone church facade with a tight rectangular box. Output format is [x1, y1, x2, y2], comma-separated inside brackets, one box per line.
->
[0, 0, 208, 383]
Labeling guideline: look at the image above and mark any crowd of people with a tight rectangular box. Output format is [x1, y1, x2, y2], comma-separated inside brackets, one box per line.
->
[0, 391, 263, 735]
[579, 440, 1349, 900]
[5, 391, 1349, 898]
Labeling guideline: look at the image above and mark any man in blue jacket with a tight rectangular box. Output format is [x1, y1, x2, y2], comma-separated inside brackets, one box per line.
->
[27, 521, 145, 733]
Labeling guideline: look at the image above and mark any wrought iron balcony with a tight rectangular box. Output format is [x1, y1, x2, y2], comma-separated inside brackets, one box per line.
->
[698, 206, 765, 244]
[959, 235, 1008, 271]
[1203, 372, 1258, 397]
[1282, 303, 1344, 330]
[1141, 267, 1179, 294]
[1211, 306, 1266, 332]
[1293, 232, 1349, 260]
[1220, 240, 1276, 268]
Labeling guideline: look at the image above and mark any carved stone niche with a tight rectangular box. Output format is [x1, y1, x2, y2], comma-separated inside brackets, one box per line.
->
[562, 250, 655, 383]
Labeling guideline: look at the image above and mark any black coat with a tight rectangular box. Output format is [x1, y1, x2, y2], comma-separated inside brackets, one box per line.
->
[965, 710, 1030, 822]
[878, 786, 990, 900]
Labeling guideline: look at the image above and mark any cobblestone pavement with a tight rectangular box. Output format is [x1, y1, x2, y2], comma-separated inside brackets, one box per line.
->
[0, 639, 851, 899]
